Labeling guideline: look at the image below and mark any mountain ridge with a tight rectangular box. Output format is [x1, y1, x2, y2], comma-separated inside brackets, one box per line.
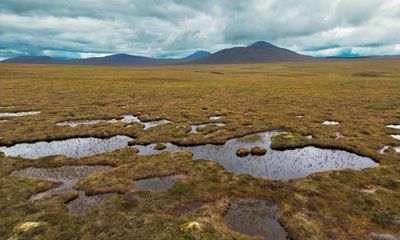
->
[1, 41, 313, 66]
[191, 41, 313, 64]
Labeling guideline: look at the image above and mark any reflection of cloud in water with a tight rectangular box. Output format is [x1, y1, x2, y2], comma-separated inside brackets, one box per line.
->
[134, 174, 185, 192]
[190, 123, 225, 133]
[10, 165, 112, 201]
[0, 136, 133, 159]
[56, 115, 171, 130]
[391, 135, 400, 141]
[1, 131, 378, 180]
[0, 111, 40, 117]
[133, 131, 378, 180]
[322, 120, 339, 125]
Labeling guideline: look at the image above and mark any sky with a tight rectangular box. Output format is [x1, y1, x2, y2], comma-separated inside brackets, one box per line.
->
[0, 0, 399, 60]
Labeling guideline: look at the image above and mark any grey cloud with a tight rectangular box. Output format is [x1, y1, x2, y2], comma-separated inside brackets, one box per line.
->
[0, 0, 399, 59]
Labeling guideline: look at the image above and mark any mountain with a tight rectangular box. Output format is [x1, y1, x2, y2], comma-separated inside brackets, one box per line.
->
[1, 51, 210, 66]
[182, 50, 211, 60]
[1, 42, 312, 66]
[191, 41, 313, 64]
[67, 53, 176, 66]
[1, 56, 67, 64]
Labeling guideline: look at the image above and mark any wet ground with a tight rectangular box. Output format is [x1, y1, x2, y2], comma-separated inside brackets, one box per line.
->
[223, 199, 287, 240]
[56, 115, 171, 130]
[391, 135, 400, 141]
[378, 146, 390, 154]
[335, 132, 345, 139]
[209, 116, 222, 120]
[189, 123, 226, 133]
[134, 174, 185, 192]
[0, 135, 133, 159]
[132, 131, 378, 180]
[2, 131, 377, 180]
[0, 111, 41, 117]
[367, 232, 400, 240]
[67, 191, 116, 215]
[322, 120, 340, 125]
[10, 165, 112, 202]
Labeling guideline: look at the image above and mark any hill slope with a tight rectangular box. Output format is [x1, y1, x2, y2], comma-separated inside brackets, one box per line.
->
[1, 42, 312, 66]
[191, 41, 313, 64]
[1, 51, 210, 66]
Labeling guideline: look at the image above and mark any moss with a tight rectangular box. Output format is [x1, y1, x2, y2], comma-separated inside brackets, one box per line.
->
[271, 133, 311, 150]
[235, 148, 250, 157]
[154, 143, 167, 150]
[250, 146, 267, 155]
[1, 60, 400, 239]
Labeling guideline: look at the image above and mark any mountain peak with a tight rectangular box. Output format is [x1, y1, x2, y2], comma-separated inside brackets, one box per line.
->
[248, 41, 278, 49]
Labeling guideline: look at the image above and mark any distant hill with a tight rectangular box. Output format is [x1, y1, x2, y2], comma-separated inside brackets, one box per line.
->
[191, 41, 313, 64]
[1, 42, 314, 66]
[1, 56, 67, 64]
[1, 51, 210, 66]
[181, 50, 211, 60]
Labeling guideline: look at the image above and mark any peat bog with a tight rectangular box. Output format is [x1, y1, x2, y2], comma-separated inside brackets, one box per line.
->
[1, 60, 400, 239]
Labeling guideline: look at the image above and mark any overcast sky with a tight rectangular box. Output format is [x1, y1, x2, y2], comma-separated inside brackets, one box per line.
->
[1, 0, 399, 60]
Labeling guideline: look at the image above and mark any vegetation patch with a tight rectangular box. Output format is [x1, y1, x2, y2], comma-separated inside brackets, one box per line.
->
[235, 148, 250, 157]
[0, 60, 399, 239]
[250, 146, 267, 155]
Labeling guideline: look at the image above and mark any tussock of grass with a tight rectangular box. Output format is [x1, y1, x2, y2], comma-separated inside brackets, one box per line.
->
[1, 59, 400, 239]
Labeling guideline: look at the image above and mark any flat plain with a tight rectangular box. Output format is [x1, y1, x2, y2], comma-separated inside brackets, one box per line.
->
[1, 59, 400, 239]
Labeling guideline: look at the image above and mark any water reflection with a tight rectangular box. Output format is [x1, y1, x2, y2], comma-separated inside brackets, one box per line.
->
[378, 146, 390, 154]
[209, 116, 222, 120]
[134, 174, 185, 192]
[57, 115, 171, 130]
[190, 123, 226, 133]
[0, 135, 133, 159]
[223, 199, 287, 240]
[10, 165, 112, 201]
[1, 131, 378, 180]
[391, 135, 400, 141]
[131, 131, 378, 180]
[322, 120, 340, 125]
[0, 111, 40, 117]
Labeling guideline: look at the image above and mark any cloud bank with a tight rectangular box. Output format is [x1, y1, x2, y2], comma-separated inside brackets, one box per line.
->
[1, 0, 399, 59]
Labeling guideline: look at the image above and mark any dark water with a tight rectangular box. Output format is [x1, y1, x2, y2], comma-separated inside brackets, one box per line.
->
[0, 135, 133, 159]
[134, 174, 185, 192]
[10, 165, 112, 201]
[132, 131, 378, 180]
[223, 199, 288, 240]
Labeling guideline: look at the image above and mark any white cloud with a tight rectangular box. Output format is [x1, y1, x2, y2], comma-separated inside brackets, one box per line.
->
[78, 52, 111, 58]
[0, 0, 399, 58]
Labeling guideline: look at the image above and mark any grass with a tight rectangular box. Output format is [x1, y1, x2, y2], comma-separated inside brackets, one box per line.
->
[0, 59, 400, 239]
